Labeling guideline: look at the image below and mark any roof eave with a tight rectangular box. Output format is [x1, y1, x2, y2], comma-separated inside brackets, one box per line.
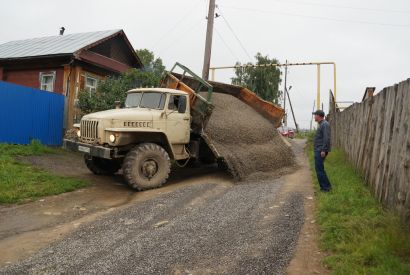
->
[74, 29, 143, 69]
[0, 53, 73, 62]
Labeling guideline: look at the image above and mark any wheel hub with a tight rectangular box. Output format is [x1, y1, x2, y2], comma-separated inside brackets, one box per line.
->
[141, 159, 158, 179]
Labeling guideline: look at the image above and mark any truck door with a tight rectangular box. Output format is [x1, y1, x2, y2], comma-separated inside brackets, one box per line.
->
[166, 95, 190, 144]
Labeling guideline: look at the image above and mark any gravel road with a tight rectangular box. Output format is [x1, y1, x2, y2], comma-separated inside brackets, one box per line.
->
[1, 178, 304, 274]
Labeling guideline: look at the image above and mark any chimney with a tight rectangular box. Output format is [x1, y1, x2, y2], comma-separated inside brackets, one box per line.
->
[60, 27, 65, 35]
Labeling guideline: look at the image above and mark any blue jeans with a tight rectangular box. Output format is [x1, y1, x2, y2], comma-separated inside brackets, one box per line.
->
[314, 151, 332, 191]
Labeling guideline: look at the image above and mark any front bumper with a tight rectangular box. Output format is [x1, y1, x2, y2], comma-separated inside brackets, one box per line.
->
[63, 139, 113, 159]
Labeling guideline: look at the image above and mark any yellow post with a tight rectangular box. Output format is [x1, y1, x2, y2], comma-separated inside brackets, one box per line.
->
[211, 68, 215, 81]
[333, 63, 337, 104]
[317, 64, 321, 110]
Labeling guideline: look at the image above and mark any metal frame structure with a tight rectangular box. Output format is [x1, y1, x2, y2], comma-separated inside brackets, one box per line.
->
[170, 62, 214, 101]
[210, 62, 337, 110]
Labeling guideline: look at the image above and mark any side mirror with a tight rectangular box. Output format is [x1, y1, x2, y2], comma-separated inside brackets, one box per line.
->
[114, 100, 121, 109]
[178, 96, 187, 113]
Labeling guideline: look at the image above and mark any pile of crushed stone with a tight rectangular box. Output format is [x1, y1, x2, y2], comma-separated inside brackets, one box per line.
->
[203, 93, 296, 181]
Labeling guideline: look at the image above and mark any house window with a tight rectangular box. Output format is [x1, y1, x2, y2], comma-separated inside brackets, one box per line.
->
[85, 76, 98, 95]
[39, 72, 56, 92]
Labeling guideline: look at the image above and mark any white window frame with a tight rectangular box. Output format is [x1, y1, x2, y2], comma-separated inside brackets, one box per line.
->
[85, 75, 98, 96]
[39, 71, 56, 92]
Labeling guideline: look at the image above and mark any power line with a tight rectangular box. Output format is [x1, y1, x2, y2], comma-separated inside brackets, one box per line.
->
[157, 18, 204, 57]
[270, 0, 410, 14]
[220, 5, 410, 28]
[216, 6, 253, 61]
[151, 0, 202, 50]
[214, 27, 241, 61]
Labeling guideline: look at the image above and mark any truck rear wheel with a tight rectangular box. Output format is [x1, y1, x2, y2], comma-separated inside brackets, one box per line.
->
[84, 154, 121, 175]
[122, 143, 171, 191]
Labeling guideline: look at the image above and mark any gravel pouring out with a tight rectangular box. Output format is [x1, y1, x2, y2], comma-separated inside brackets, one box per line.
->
[203, 93, 296, 181]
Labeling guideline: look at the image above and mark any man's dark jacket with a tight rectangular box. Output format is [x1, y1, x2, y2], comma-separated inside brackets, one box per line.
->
[314, 120, 331, 152]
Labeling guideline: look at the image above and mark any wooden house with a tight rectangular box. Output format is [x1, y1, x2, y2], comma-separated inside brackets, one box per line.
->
[0, 29, 143, 127]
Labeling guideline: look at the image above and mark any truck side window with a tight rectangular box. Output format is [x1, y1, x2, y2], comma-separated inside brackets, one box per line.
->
[178, 95, 187, 113]
[168, 95, 179, 110]
[168, 95, 187, 113]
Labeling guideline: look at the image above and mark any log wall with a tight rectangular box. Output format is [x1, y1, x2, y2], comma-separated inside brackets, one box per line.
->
[330, 78, 410, 222]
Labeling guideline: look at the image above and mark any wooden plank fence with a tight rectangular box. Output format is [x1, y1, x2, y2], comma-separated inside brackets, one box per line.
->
[330, 78, 410, 222]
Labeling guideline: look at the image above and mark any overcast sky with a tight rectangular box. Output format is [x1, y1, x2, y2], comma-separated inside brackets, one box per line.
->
[1, 0, 409, 129]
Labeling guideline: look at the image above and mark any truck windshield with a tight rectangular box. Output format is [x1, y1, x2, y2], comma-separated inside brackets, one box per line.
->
[125, 92, 166, 109]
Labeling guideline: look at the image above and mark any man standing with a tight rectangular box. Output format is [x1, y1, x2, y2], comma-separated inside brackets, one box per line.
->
[312, 110, 332, 192]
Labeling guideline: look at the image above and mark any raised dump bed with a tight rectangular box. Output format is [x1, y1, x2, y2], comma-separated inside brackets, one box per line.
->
[161, 63, 284, 130]
[169, 72, 285, 128]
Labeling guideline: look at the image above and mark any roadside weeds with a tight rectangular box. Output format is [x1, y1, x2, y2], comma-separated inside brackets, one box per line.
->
[0, 141, 88, 204]
[306, 138, 410, 274]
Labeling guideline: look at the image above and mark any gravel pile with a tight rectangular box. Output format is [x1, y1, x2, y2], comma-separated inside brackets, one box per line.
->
[204, 93, 295, 180]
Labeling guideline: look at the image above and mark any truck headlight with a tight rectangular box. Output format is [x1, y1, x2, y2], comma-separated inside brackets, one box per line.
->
[109, 134, 116, 143]
[77, 129, 81, 137]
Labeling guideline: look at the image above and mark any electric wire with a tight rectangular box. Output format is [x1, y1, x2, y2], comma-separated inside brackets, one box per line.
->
[219, 5, 410, 28]
[270, 0, 410, 14]
[157, 17, 204, 57]
[216, 6, 253, 61]
[151, 0, 203, 50]
[214, 26, 241, 61]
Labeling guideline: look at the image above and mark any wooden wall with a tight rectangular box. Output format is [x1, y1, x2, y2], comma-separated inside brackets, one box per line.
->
[330, 78, 410, 222]
[63, 65, 107, 128]
[2, 68, 65, 94]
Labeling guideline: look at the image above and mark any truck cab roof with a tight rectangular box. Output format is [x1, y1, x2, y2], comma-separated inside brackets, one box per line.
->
[127, 88, 188, 95]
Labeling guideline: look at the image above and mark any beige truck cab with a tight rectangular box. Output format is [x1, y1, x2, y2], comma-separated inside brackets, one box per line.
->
[65, 87, 200, 190]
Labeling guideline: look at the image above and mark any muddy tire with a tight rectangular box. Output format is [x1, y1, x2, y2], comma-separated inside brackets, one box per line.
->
[122, 143, 171, 191]
[84, 154, 121, 175]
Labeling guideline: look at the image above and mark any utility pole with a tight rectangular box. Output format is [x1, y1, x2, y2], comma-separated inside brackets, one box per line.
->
[283, 59, 288, 126]
[202, 0, 216, 80]
[286, 87, 299, 133]
[310, 100, 315, 131]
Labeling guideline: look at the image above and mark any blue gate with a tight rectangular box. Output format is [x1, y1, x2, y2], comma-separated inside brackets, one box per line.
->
[0, 81, 65, 146]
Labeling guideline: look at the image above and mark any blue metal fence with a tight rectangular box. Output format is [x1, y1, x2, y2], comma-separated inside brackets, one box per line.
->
[0, 81, 65, 146]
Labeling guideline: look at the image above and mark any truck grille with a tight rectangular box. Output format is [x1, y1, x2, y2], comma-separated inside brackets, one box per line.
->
[80, 120, 99, 142]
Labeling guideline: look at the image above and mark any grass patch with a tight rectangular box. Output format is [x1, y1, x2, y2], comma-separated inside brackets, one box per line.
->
[0, 140, 88, 204]
[294, 130, 315, 139]
[306, 138, 410, 274]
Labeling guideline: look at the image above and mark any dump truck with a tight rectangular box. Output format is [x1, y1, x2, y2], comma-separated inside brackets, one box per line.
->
[63, 63, 284, 190]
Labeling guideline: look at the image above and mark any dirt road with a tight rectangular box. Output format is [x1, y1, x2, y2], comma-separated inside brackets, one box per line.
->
[0, 140, 327, 274]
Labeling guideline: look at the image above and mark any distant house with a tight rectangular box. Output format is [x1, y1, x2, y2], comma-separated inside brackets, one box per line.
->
[0, 29, 143, 127]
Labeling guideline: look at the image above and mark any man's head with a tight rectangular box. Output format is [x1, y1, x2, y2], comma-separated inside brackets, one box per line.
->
[312, 110, 325, 122]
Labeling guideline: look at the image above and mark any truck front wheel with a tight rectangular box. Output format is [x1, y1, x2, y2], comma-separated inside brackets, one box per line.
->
[84, 154, 121, 175]
[122, 143, 171, 191]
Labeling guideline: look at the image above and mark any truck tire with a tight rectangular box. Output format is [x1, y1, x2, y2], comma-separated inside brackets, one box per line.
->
[84, 154, 121, 175]
[122, 143, 171, 191]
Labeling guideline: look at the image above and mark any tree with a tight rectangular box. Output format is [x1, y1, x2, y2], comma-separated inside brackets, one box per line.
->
[136, 49, 165, 79]
[231, 53, 282, 104]
[78, 49, 165, 114]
